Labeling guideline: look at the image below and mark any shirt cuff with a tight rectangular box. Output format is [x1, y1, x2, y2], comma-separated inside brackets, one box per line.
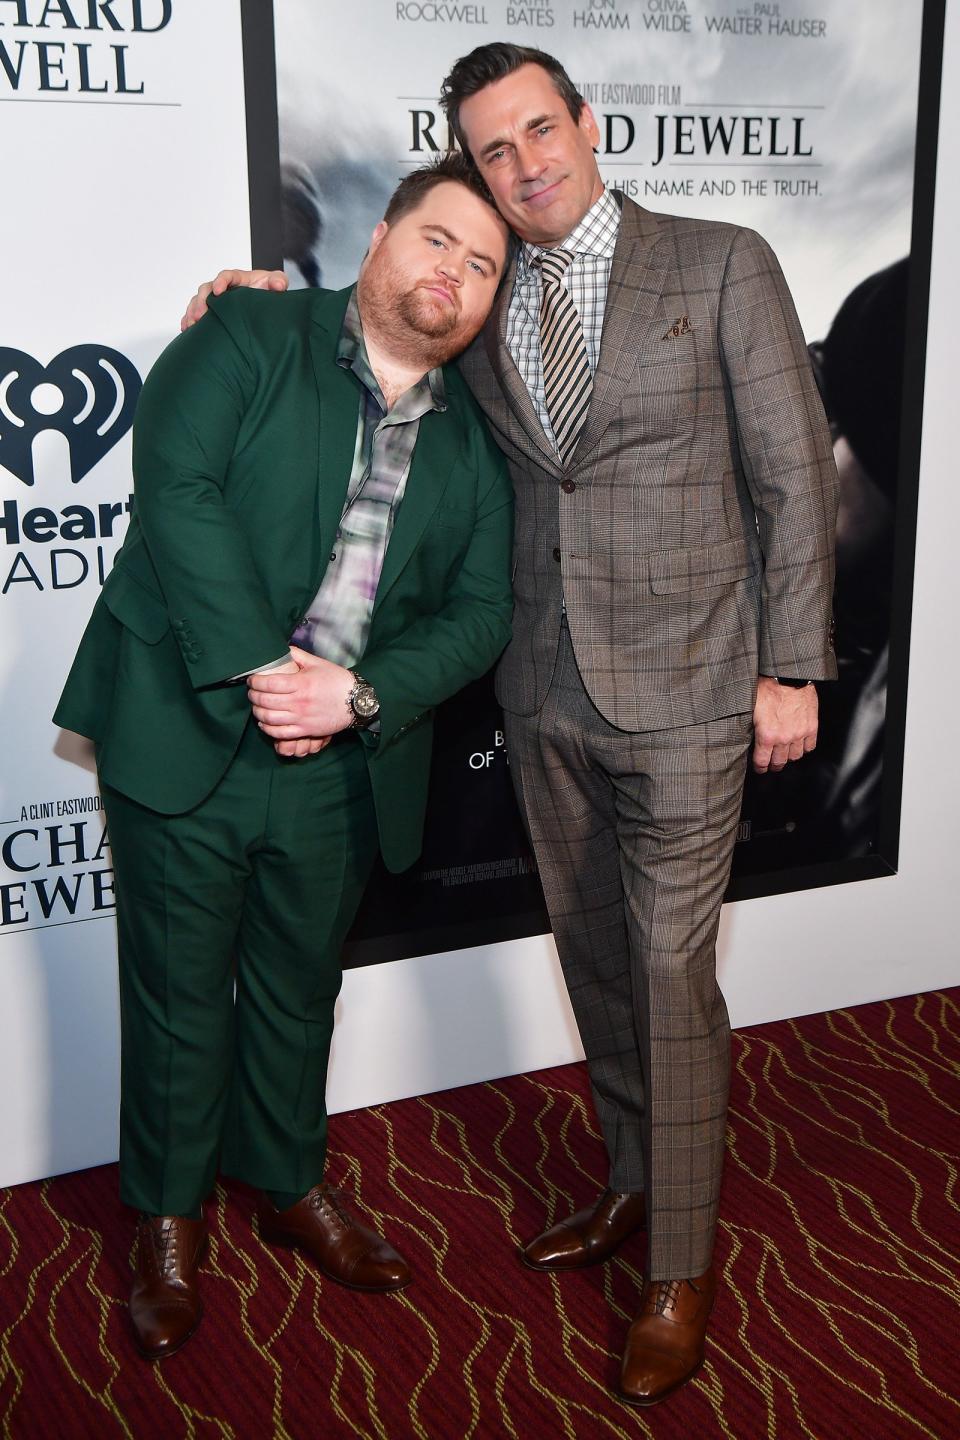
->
[228, 654, 292, 682]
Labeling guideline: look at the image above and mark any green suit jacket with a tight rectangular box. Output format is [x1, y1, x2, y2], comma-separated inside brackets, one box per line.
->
[54, 286, 514, 872]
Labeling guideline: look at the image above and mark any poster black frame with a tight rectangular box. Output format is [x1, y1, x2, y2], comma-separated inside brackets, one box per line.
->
[238, 0, 947, 957]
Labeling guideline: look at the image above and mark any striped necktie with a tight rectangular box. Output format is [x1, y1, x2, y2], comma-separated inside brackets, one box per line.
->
[537, 249, 593, 464]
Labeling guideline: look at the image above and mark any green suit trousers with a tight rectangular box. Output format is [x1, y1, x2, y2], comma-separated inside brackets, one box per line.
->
[102, 719, 380, 1216]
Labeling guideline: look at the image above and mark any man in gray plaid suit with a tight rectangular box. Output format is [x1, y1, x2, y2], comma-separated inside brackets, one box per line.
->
[184, 40, 837, 1408]
[438, 43, 837, 1406]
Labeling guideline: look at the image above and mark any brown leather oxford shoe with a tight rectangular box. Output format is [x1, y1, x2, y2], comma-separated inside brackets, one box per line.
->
[129, 1214, 208, 1361]
[618, 1265, 716, 1406]
[257, 1184, 411, 1292]
[519, 1189, 647, 1271]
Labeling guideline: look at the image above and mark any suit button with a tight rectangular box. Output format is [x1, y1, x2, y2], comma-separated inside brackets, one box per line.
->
[561, 479, 576, 493]
[552, 547, 561, 563]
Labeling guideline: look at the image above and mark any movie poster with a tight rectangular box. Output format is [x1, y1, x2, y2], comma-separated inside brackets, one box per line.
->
[254, 0, 934, 962]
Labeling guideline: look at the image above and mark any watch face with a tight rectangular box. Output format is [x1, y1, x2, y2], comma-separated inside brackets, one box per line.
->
[352, 685, 379, 719]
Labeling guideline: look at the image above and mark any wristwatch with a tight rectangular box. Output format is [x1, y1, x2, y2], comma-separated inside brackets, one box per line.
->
[347, 672, 380, 729]
[775, 676, 813, 688]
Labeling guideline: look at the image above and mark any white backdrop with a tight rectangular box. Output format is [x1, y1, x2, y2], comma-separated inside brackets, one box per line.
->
[0, 0, 252, 1186]
[1, 1, 957, 1188]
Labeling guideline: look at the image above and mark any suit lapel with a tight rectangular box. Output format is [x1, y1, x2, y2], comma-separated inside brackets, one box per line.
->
[481, 253, 563, 478]
[373, 402, 457, 616]
[571, 197, 667, 465]
[307, 288, 362, 594]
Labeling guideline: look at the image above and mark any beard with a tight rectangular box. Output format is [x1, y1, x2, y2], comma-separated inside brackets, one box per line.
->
[358, 248, 483, 368]
[397, 284, 461, 339]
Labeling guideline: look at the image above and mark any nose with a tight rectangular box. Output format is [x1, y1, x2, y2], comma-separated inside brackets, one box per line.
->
[515, 137, 547, 183]
[435, 252, 463, 286]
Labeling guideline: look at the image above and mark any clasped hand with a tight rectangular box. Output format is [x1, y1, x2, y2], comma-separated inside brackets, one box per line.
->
[248, 646, 355, 759]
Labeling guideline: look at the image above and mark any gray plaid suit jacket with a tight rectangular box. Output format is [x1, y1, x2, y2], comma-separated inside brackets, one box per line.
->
[458, 194, 838, 730]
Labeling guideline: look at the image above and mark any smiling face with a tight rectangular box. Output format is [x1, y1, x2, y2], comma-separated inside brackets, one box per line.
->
[357, 179, 508, 365]
[457, 63, 604, 247]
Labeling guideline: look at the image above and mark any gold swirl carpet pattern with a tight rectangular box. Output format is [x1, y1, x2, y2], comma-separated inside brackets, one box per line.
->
[1, 987, 958, 1438]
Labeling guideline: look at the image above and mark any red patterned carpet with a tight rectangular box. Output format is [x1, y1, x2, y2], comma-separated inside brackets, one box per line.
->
[1, 988, 958, 1439]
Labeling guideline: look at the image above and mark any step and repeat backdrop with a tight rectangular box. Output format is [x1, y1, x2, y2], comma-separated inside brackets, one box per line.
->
[0, 0, 941, 1185]
[262, 0, 937, 965]
[0, 0, 253, 1186]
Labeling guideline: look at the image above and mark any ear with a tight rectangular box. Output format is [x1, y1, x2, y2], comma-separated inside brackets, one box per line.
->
[368, 220, 389, 254]
[579, 102, 601, 149]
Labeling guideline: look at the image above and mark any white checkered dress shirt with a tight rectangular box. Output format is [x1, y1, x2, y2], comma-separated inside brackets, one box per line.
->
[505, 187, 621, 454]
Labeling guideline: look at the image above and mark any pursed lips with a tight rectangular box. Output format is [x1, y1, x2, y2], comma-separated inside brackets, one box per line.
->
[519, 176, 565, 210]
[420, 281, 457, 306]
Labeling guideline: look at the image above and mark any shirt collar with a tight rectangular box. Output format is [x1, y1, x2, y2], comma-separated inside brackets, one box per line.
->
[337, 286, 447, 419]
[517, 186, 621, 280]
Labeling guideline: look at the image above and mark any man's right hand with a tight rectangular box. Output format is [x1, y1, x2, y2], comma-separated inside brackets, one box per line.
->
[180, 267, 288, 331]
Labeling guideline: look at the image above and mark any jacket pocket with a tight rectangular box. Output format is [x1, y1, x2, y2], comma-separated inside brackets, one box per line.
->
[649, 537, 758, 594]
[101, 567, 170, 644]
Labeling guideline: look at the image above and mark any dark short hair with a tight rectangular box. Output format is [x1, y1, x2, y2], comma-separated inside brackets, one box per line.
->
[439, 43, 584, 155]
[383, 151, 496, 224]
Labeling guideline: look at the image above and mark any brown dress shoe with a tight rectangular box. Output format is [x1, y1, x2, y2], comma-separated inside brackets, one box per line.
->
[129, 1215, 208, 1361]
[257, 1185, 411, 1292]
[618, 1266, 716, 1406]
[519, 1189, 647, 1271]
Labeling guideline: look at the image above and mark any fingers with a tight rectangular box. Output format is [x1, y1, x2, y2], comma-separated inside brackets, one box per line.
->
[259, 721, 307, 739]
[247, 671, 299, 695]
[211, 268, 245, 295]
[251, 704, 297, 727]
[752, 732, 794, 772]
[273, 735, 332, 758]
[754, 732, 817, 773]
[274, 737, 309, 758]
[752, 737, 773, 774]
[179, 269, 288, 332]
[180, 281, 216, 332]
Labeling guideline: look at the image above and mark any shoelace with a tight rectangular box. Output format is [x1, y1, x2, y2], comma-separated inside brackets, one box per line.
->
[652, 1278, 684, 1315]
[145, 1218, 201, 1275]
[308, 1185, 352, 1231]
[145, 1220, 181, 1275]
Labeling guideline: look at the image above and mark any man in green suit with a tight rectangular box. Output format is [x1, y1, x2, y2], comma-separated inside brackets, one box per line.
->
[54, 154, 513, 1360]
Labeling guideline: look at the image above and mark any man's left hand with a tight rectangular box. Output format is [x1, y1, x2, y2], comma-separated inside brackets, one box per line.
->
[248, 647, 356, 739]
[752, 676, 818, 774]
[273, 736, 333, 759]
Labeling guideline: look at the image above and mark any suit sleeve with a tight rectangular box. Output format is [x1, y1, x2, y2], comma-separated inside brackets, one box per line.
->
[357, 417, 514, 749]
[128, 294, 291, 687]
[718, 227, 838, 681]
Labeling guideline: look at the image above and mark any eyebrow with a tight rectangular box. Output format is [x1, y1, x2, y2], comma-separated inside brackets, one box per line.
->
[422, 224, 499, 274]
[478, 112, 558, 160]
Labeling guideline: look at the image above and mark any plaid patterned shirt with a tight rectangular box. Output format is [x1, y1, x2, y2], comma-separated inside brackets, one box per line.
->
[506, 187, 621, 453]
[291, 288, 446, 668]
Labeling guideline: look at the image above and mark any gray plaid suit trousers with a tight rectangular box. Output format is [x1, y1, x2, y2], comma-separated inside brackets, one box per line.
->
[505, 621, 752, 1278]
